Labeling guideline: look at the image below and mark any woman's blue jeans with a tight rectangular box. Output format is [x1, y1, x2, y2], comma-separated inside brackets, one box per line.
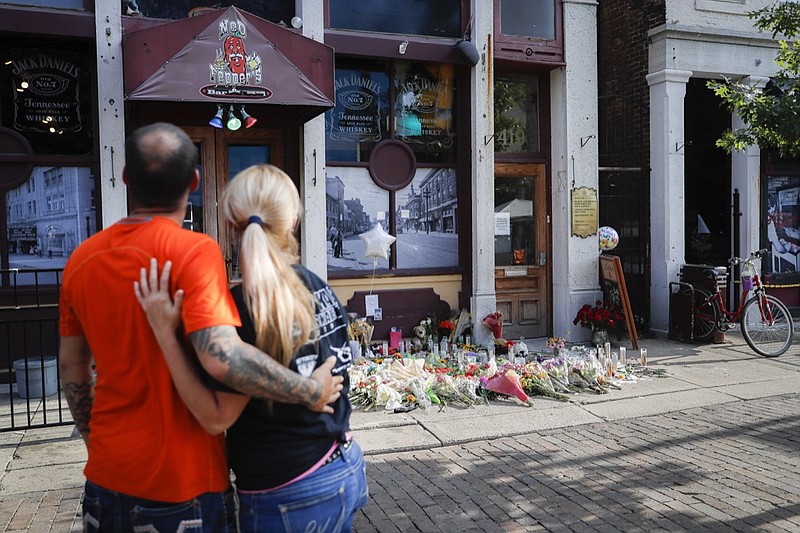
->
[82, 480, 237, 532]
[238, 439, 369, 533]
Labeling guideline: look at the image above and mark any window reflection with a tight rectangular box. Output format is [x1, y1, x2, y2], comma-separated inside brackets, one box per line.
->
[329, 0, 461, 38]
[494, 76, 539, 154]
[126, 1, 294, 22]
[495, 176, 535, 266]
[226, 144, 269, 280]
[500, 0, 555, 40]
[394, 61, 456, 164]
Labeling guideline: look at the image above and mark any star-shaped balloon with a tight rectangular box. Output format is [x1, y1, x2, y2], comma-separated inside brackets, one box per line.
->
[359, 223, 396, 262]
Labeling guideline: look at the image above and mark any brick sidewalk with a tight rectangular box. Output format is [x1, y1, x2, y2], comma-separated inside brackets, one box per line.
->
[3, 394, 800, 531]
[0, 489, 82, 533]
[353, 393, 800, 532]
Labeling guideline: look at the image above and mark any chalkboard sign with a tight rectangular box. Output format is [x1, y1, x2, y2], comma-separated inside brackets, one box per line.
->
[599, 255, 639, 349]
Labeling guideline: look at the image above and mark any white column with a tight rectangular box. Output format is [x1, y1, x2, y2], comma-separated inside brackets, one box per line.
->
[297, 0, 328, 280]
[732, 76, 769, 261]
[95, 2, 127, 228]
[647, 69, 692, 334]
[469, 0, 496, 348]
[551, 0, 600, 342]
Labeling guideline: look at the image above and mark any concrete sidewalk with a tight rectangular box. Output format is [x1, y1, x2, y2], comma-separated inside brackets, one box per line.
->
[0, 331, 798, 531]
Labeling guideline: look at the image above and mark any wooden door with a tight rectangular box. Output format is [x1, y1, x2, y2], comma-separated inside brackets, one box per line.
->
[494, 163, 550, 340]
[183, 126, 283, 280]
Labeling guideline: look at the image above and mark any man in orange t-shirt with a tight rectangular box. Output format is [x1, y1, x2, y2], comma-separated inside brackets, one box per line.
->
[59, 122, 343, 532]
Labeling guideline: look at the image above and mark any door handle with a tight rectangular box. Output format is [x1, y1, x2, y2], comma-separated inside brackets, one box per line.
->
[539, 251, 546, 266]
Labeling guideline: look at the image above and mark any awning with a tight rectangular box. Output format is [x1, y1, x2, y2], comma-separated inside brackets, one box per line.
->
[123, 6, 333, 120]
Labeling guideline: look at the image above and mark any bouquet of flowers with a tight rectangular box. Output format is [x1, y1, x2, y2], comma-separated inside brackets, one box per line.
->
[539, 356, 575, 395]
[482, 311, 503, 339]
[518, 362, 572, 402]
[438, 319, 456, 339]
[573, 300, 624, 331]
[546, 336, 567, 351]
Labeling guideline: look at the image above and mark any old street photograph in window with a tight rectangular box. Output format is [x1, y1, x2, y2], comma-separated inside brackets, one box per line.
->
[325, 167, 458, 274]
[5, 166, 96, 284]
[395, 168, 458, 269]
[326, 167, 390, 272]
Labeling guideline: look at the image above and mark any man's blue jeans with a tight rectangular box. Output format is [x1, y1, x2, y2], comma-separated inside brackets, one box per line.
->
[82, 480, 237, 532]
[238, 439, 369, 533]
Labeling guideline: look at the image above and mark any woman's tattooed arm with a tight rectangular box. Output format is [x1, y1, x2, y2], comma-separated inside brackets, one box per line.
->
[189, 325, 342, 413]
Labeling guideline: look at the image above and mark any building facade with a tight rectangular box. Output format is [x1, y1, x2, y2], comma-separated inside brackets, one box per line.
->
[1, 1, 603, 347]
[599, 0, 796, 334]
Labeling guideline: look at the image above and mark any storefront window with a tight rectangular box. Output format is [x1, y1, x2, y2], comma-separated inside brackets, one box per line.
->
[325, 167, 458, 273]
[129, 1, 293, 22]
[0, 41, 94, 155]
[325, 59, 389, 163]
[326, 58, 462, 276]
[494, 76, 539, 154]
[395, 168, 458, 269]
[5, 166, 96, 282]
[326, 168, 390, 271]
[499, 0, 555, 40]
[1, 1, 84, 8]
[766, 174, 800, 274]
[329, 0, 461, 38]
[394, 61, 456, 164]
[494, 175, 535, 267]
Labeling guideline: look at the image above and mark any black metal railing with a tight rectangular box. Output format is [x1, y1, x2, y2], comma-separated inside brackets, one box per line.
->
[0, 268, 73, 432]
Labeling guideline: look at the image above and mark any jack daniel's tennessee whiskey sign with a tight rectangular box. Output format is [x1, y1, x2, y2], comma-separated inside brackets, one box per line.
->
[10, 49, 82, 134]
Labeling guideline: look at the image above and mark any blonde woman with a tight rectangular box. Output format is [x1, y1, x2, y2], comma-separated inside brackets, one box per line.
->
[135, 164, 368, 532]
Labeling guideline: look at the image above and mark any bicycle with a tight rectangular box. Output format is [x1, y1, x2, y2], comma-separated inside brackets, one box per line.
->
[677, 249, 795, 357]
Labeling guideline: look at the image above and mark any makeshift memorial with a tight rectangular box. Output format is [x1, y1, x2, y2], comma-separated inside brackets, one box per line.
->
[347, 344, 664, 411]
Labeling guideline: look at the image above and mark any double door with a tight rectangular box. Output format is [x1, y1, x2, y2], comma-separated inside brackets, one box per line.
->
[182, 127, 283, 280]
[494, 163, 550, 340]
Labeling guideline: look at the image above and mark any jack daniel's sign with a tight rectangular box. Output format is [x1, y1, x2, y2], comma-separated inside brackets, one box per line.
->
[11, 49, 82, 134]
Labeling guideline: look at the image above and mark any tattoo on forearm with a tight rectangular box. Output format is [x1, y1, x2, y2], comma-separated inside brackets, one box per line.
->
[190, 326, 321, 406]
[188, 327, 230, 364]
[64, 381, 94, 438]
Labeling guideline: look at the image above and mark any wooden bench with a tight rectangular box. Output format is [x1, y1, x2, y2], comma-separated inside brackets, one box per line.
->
[346, 288, 450, 340]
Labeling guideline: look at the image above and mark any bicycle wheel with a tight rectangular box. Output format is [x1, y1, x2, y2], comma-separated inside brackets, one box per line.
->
[740, 293, 795, 357]
[677, 285, 720, 342]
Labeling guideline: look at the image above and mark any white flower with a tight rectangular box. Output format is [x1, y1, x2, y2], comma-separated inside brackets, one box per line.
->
[376, 384, 403, 410]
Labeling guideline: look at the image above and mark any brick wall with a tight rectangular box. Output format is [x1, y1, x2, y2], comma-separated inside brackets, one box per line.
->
[597, 0, 666, 169]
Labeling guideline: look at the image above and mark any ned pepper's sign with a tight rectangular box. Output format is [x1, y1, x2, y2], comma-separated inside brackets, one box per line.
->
[123, 6, 333, 114]
[201, 17, 271, 99]
[11, 50, 82, 134]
